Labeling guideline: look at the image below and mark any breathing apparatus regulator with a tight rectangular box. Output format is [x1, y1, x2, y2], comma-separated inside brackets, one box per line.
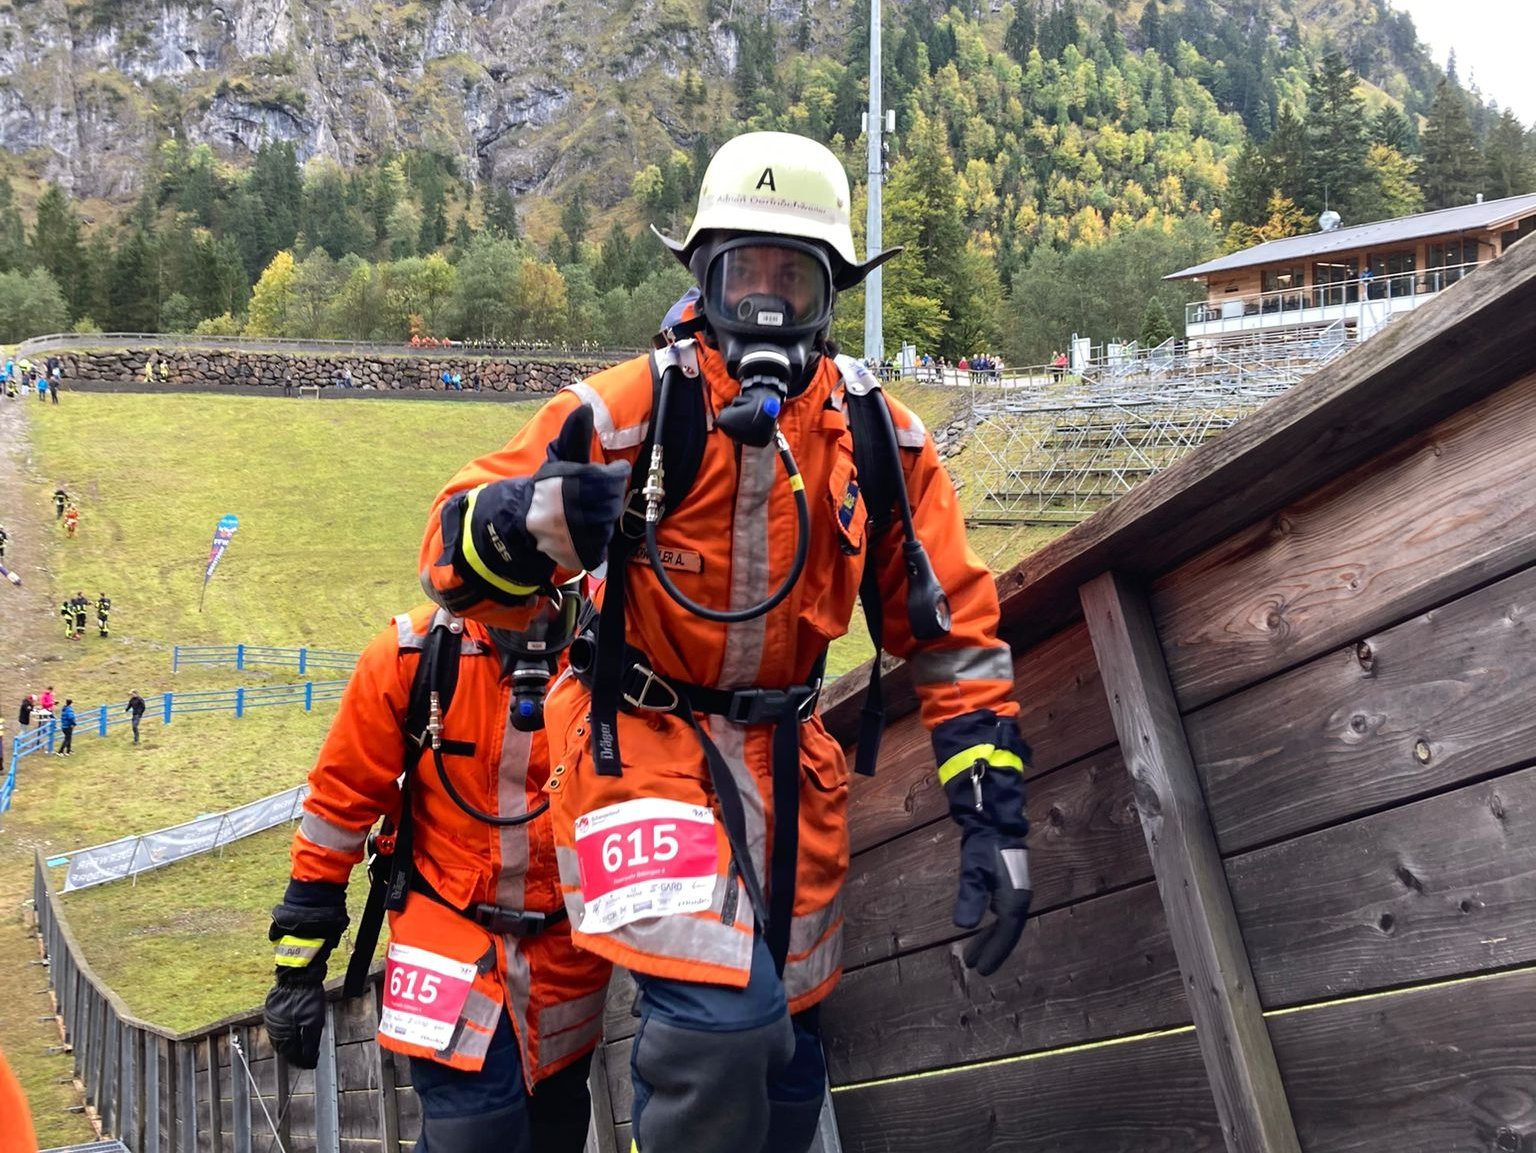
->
[427, 582, 588, 828]
[644, 130, 951, 636]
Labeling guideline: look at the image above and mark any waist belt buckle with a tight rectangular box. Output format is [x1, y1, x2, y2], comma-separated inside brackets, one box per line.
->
[474, 904, 546, 938]
[727, 685, 815, 726]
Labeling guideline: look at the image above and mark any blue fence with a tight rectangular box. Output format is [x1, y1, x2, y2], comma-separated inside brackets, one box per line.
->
[2, 679, 349, 815]
[171, 643, 358, 674]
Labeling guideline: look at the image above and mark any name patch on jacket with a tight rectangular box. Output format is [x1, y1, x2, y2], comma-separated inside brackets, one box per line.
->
[629, 546, 704, 573]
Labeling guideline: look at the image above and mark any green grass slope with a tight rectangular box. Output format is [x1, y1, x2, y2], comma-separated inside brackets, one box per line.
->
[1, 392, 540, 1136]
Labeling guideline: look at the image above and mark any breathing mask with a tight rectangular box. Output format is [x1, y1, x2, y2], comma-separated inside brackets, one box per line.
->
[488, 581, 588, 732]
[694, 236, 835, 447]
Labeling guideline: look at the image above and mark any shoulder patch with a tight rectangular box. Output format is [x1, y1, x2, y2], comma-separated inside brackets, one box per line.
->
[833, 353, 882, 397]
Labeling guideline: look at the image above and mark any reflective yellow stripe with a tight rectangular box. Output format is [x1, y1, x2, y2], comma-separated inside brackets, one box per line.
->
[273, 935, 324, 967]
[936, 743, 992, 786]
[988, 747, 1026, 773]
[461, 486, 540, 597]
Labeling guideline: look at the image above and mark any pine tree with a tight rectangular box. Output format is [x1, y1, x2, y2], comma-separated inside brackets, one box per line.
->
[1484, 110, 1535, 200]
[107, 229, 161, 332]
[1372, 106, 1416, 155]
[560, 186, 590, 249]
[1304, 51, 1368, 219]
[30, 184, 85, 320]
[1138, 0, 1161, 53]
[1138, 295, 1173, 347]
[486, 184, 520, 238]
[1224, 139, 1273, 228]
[1420, 80, 1483, 209]
[1264, 106, 1309, 209]
[1004, 2, 1035, 63]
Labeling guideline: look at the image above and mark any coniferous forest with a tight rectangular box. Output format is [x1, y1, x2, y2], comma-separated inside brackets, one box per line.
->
[0, 0, 1531, 363]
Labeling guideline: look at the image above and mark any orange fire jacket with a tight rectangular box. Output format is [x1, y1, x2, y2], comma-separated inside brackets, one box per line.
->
[420, 343, 1018, 1007]
[288, 605, 610, 1083]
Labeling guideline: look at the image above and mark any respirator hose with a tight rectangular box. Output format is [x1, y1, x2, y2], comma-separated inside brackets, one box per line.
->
[433, 745, 550, 827]
[644, 363, 810, 623]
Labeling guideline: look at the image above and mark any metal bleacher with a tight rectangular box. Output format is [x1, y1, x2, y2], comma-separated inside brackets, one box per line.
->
[966, 325, 1355, 526]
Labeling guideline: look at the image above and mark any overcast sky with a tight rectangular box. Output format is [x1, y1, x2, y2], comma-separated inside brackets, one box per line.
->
[1390, 0, 1536, 124]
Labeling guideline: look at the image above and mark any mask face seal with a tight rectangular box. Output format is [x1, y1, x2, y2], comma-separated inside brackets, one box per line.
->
[488, 584, 588, 731]
[696, 236, 835, 446]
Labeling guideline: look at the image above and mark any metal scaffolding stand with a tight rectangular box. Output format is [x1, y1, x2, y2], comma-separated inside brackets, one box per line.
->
[966, 325, 1356, 528]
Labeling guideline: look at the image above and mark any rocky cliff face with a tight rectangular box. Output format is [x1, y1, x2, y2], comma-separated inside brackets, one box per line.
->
[0, 0, 825, 202]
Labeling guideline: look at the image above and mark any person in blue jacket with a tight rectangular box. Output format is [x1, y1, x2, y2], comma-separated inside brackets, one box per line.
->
[58, 699, 77, 756]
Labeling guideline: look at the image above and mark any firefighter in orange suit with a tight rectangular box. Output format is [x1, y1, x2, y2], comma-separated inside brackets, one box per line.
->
[261, 599, 611, 1153]
[418, 132, 1033, 1153]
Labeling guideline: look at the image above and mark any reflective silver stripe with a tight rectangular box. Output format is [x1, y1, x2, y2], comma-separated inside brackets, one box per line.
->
[396, 609, 484, 654]
[566, 381, 648, 451]
[537, 1011, 603, 1068]
[298, 812, 368, 855]
[496, 722, 532, 910]
[394, 613, 420, 650]
[445, 989, 504, 1062]
[557, 846, 582, 890]
[719, 443, 776, 687]
[788, 894, 842, 958]
[909, 645, 1015, 686]
[784, 917, 843, 1003]
[538, 987, 610, 1037]
[503, 934, 533, 1080]
[714, 722, 767, 887]
[894, 412, 927, 448]
[525, 476, 582, 572]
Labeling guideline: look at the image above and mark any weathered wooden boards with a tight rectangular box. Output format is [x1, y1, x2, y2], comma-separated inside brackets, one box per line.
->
[1082, 571, 1300, 1152]
[1158, 367, 1536, 713]
[828, 964, 1536, 1153]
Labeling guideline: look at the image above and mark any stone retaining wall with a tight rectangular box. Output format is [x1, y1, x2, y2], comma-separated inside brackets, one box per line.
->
[49, 349, 622, 394]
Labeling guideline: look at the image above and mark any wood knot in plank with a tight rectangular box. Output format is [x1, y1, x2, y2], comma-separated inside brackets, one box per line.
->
[1394, 864, 1425, 893]
[1354, 641, 1375, 673]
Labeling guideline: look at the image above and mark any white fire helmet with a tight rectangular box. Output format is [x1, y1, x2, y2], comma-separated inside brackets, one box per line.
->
[655, 131, 899, 291]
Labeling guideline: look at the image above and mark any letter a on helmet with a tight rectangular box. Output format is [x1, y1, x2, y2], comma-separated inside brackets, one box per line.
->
[655, 131, 900, 291]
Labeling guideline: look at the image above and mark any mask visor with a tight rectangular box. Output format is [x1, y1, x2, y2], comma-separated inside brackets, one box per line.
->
[704, 243, 831, 332]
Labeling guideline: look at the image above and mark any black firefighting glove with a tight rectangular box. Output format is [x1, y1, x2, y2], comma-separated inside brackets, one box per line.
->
[450, 404, 630, 594]
[263, 882, 349, 1069]
[935, 712, 1034, 977]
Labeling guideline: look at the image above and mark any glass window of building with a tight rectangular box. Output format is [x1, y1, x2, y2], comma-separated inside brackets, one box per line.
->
[1365, 250, 1415, 299]
[1312, 258, 1359, 306]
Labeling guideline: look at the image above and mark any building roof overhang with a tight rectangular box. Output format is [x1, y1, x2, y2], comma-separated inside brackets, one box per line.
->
[1165, 192, 1536, 282]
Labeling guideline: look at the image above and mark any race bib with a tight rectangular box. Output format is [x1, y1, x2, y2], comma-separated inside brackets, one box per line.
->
[377, 943, 477, 1052]
[574, 797, 719, 933]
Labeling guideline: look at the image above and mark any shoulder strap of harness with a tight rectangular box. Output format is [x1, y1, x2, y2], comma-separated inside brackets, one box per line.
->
[343, 611, 466, 997]
[592, 344, 708, 777]
[833, 354, 910, 778]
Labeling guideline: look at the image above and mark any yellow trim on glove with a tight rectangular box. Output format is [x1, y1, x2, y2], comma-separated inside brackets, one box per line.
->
[273, 935, 325, 968]
[462, 486, 540, 597]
